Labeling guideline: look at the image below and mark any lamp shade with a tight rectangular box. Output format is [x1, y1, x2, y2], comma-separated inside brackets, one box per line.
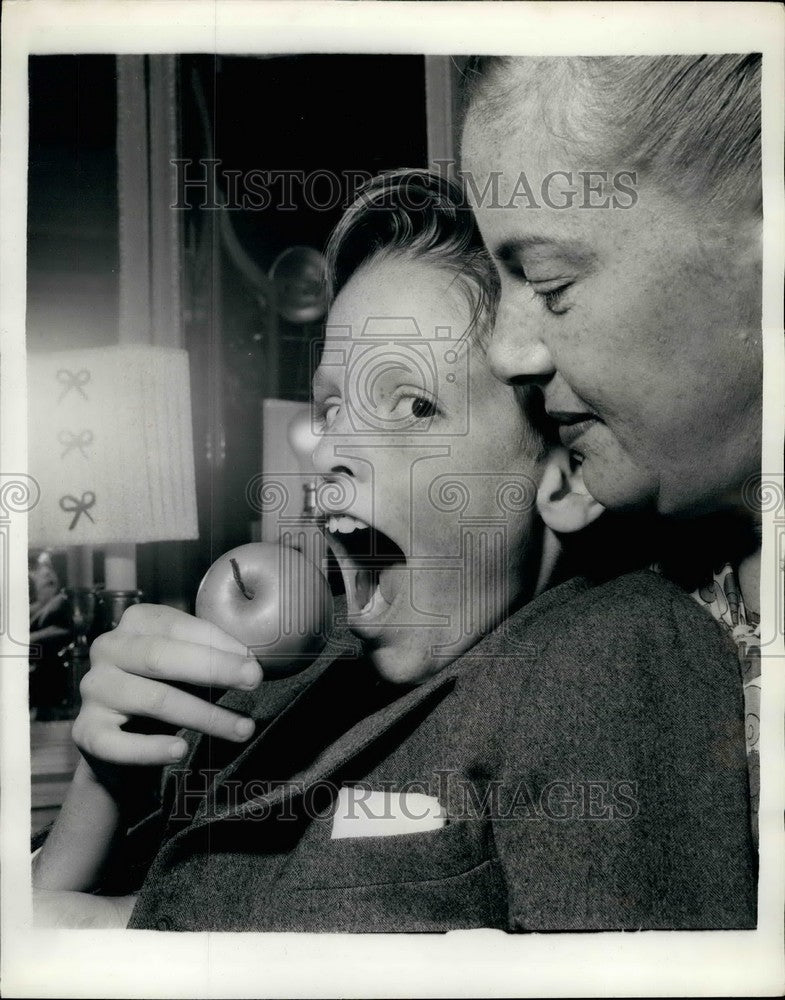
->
[28, 345, 198, 547]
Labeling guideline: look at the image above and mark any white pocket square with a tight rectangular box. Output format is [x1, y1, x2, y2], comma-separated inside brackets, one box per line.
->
[331, 786, 447, 840]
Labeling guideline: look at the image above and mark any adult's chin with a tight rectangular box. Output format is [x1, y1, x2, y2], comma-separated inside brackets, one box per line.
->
[580, 445, 659, 514]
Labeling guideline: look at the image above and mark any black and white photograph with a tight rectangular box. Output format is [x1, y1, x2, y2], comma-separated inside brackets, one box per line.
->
[1, 1, 783, 996]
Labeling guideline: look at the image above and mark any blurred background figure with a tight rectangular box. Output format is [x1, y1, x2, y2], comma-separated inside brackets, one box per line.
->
[29, 554, 72, 720]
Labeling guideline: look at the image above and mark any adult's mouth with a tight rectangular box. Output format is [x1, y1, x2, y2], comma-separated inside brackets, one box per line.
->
[322, 514, 407, 633]
[546, 410, 600, 450]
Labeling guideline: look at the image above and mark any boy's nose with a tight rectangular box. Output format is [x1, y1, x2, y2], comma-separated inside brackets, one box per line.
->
[312, 441, 370, 516]
[312, 430, 344, 477]
[312, 433, 367, 483]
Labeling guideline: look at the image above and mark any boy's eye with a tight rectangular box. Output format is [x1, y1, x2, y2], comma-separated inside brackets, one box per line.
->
[389, 393, 441, 423]
[321, 401, 340, 426]
[409, 396, 438, 419]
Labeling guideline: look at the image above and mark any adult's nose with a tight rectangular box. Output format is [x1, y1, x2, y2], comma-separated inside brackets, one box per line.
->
[486, 296, 556, 385]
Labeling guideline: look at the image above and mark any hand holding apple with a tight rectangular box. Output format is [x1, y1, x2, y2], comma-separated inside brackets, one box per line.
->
[74, 603, 265, 772]
[72, 543, 332, 777]
[195, 542, 334, 678]
[58, 545, 333, 895]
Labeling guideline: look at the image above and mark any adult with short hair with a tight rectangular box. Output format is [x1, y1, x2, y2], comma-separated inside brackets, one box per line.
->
[461, 53, 763, 837]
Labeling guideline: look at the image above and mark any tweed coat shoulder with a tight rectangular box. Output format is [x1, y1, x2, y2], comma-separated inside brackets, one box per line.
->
[114, 570, 755, 932]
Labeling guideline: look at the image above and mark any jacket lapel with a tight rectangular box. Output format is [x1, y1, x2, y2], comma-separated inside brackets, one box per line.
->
[183, 577, 590, 830]
[186, 654, 463, 828]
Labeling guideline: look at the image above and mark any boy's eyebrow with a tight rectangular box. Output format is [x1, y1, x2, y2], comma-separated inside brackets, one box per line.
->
[496, 236, 596, 268]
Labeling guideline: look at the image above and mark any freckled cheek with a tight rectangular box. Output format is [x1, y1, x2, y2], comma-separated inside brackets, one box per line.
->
[410, 567, 458, 605]
[545, 316, 630, 411]
[410, 512, 464, 559]
[621, 284, 734, 414]
[463, 389, 530, 456]
[547, 282, 694, 412]
[367, 465, 409, 515]
[370, 457, 456, 543]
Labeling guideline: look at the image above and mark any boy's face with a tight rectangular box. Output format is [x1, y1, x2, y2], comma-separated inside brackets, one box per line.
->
[312, 254, 542, 684]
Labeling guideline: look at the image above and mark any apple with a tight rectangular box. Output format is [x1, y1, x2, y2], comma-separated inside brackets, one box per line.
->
[195, 542, 334, 678]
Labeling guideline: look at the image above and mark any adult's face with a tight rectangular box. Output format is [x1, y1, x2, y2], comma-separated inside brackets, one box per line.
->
[462, 69, 762, 516]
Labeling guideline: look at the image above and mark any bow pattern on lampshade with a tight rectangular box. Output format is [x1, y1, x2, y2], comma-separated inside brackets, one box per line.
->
[28, 345, 198, 548]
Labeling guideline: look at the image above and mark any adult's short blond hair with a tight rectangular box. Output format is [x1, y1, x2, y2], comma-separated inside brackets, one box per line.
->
[462, 54, 761, 217]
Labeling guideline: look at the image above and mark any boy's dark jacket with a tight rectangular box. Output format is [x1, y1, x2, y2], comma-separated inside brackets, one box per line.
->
[116, 571, 756, 932]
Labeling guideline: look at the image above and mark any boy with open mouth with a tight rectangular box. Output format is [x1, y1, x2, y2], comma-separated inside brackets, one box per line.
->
[33, 171, 755, 933]
[310, 181, 562, 684]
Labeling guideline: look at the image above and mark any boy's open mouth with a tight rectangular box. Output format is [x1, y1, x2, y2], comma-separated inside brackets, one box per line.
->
[323, 515, 407, 621]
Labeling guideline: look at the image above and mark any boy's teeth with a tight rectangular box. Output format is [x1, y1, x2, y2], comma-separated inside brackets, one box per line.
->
[329, 515, 368, 534]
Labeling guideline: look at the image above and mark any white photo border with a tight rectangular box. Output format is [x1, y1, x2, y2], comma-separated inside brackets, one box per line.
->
[2, 2, 783, 997]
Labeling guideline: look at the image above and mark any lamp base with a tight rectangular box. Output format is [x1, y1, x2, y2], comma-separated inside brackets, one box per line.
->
[53, 588, 142, 719]
[51, 587, 101, 720]
[95, 588, 143, 632]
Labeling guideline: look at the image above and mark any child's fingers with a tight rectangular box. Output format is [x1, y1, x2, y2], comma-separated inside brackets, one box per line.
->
[73, 711, 189, 767]
[89, 630, 262, 692]
[116, 602, 249, 658]
[79, 666, 257, 744]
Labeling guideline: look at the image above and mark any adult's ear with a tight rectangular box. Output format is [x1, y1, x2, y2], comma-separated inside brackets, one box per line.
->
[537, 447, 605, 534]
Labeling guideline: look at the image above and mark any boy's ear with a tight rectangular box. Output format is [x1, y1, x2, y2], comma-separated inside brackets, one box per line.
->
[537, 447, 605, 534]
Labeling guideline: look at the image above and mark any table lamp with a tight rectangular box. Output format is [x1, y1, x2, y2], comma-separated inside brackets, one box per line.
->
[27, 345, 199, 671]
[286, 405, 322, 519]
